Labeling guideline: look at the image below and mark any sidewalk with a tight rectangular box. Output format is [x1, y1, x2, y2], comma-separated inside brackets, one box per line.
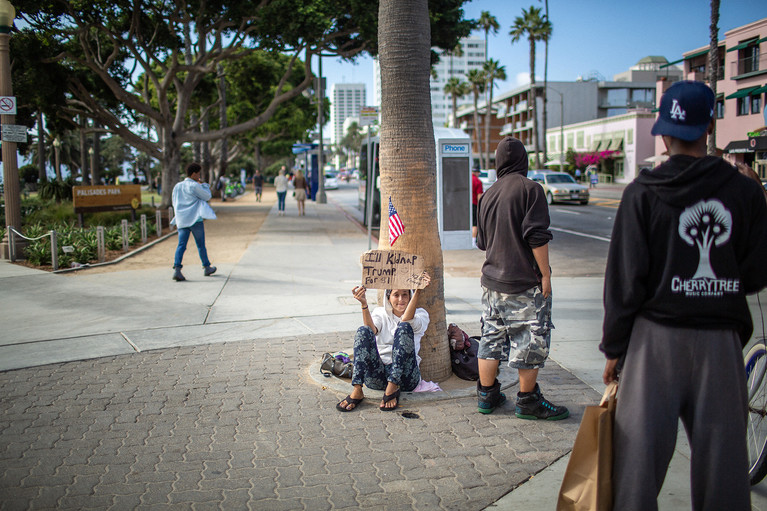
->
[0, 186, 763, 509]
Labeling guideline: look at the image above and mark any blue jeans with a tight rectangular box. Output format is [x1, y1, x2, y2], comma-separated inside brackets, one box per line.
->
[174, 221, 211, 268]
[276, 191, 287, 211]
[351, 324, 421, 392]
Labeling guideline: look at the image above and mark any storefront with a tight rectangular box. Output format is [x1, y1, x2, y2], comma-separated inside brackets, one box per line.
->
[724, 132, 767, 177]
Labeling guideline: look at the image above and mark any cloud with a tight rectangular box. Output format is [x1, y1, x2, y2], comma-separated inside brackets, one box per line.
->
[516, 72, 531, 86]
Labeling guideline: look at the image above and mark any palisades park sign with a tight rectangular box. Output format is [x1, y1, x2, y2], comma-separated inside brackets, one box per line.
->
[360, 250, 429, 289]
[72, 185, 142, 214]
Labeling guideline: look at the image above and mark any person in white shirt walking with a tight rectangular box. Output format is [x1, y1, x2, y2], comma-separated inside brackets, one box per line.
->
[170, 162, 217, 281]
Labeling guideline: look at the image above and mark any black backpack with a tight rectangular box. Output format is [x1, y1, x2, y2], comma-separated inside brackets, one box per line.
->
[451, 336, 479, 381]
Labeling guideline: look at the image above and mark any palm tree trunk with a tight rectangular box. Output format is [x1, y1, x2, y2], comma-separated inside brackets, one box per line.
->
[472, 90, 482, 168]
[707, 0, 720, 156]
[484, 83, 493, 170]
[379, 0, 449, 382]
[542, 0, 549, 164]
[530, 39, 541, 168]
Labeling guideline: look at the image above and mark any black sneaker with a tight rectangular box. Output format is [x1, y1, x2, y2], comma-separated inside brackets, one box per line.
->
[515, 384, 569, 420]
[477, 380, 506, 414]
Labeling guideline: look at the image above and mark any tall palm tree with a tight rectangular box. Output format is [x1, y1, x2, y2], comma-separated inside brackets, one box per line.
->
[477, 11, 499, 103]
[707, 0, 720, 156]
[444, 77, 470, 128]
[483, 59, 506, 170]
[540, 0, 552, 163]
[510, 6, 552, 169]
[378, 0, 449, 381]
[467, 69, 486, 168]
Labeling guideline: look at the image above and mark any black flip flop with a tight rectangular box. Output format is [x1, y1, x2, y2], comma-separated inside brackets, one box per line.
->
[336, 395, 363, 412]
[379, 389, 400, 411]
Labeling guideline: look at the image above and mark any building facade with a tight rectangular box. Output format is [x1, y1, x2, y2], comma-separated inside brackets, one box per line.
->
[329, 83, 366, 147]
[455, 57, 679, 170]
[658, 17, 767, 174]
[373, 36, 486, 130]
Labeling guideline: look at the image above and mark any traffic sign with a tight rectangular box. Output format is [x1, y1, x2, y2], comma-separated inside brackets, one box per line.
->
[1, 124, 27, 143]
[0, 96, 16, 115]
[360, 106, 379, 127]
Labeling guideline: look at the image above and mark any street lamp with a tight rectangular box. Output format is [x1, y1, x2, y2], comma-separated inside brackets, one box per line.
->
[52, 137, 62, 181]
[548, 87, 565, 172]
[316, 54, 326, 204]
[0, 0, 20, 260]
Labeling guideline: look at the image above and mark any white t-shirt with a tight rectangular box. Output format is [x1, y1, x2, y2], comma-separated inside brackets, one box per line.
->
[370, 307, 430, 366]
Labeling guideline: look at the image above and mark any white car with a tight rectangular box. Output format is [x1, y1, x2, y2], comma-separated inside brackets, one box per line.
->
[527, 170, 589, 205]
[324, 172, 339, 190]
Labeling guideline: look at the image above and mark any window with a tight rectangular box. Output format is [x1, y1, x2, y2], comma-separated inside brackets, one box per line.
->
[751, 94, 762, 114]
[737, 97, 750, 116]
[715, 98, 724, 119]
[742, 44, 760, 74]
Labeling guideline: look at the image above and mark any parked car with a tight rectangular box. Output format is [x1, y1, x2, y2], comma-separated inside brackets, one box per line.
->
[324, 171, 339, 190]
[478, 169, 496, 189]
[527, 170, 589, 205]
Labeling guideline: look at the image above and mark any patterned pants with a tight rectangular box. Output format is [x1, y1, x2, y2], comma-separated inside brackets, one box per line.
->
[351, 324, 421, 392]
[479, 285, 553, 370]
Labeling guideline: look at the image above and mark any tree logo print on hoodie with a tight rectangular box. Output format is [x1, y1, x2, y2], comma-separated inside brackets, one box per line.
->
[671, 199, 740, 298]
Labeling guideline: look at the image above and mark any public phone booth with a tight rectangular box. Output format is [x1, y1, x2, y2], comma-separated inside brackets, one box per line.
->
[359, 127, 473, 250]
[434, 127, 472, 250]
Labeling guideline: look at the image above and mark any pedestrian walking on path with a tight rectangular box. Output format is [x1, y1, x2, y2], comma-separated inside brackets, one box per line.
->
[337, 274, 431, 412]
[475, 136, 569, 420]
[253, 169, 264, 202]
[274, 167, 288, 216]
[601, 81, 767, 510]
[170, 162, 217, 281]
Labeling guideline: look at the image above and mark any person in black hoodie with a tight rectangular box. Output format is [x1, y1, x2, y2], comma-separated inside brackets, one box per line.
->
[475, 136, 569, 420]
[601, 81, 767, 510]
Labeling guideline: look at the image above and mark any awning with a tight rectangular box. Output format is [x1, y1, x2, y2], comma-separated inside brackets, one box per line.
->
[660, 49, 710, 68]
[726, 87, 760, 99]
[727, 37, 767, 53]
[608, 137, 624, 151]
[724, 140, 753, 153]
[595, 140, 608, 152]
[751, 84, 767, 95]
[589, 140, 601, 152]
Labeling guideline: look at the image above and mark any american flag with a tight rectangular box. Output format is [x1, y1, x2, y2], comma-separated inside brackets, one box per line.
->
[388, 197, 405, 246]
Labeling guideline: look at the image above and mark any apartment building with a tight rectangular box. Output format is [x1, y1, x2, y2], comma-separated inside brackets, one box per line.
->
[328, 83, 366, 147]
[455, 57, 680, 170]
[373, 36, 486, 130]
[658, 17, 767, 173]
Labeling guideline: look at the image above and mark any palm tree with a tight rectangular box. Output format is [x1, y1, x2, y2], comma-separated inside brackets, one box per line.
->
[707, 0, 720, 156]
[477, 11, 499, 102]
[483, 59, 506, 170]
[510, 6, 552, 169]
[540, 1, 552, 163]
[378, 0, 449, 381]
[444, 77, 470, 128]
[467, 68, 486, 168]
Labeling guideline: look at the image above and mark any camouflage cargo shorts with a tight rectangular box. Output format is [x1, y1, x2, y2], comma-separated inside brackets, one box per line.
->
[479, 285, 554, 370]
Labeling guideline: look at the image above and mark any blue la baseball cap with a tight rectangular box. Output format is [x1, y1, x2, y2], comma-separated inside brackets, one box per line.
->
[651, 80, 715, 142]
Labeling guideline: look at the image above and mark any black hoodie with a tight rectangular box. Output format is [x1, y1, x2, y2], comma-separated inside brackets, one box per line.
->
[600, 155, 767, 359]
[477, 137, 553, 294]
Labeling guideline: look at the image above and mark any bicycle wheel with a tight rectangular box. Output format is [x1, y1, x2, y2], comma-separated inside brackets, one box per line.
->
[745, 342, 767, 485]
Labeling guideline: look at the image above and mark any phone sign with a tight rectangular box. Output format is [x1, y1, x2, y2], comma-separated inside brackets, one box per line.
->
[441, 143, 469, 155]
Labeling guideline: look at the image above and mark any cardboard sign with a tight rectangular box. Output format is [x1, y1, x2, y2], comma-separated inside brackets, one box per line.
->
[73, 185, 141, 213]
[360, 250, 428, 289]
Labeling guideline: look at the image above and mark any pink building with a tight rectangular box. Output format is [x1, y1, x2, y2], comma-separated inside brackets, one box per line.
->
[656, 17, 767, 174]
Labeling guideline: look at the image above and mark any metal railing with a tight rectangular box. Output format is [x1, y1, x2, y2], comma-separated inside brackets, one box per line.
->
[8, 227, 61, 270]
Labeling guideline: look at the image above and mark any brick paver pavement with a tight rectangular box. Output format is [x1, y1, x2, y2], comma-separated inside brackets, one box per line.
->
[0, 331, 596, 510]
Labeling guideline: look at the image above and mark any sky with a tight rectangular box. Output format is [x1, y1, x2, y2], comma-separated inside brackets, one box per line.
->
[315, 0, 766, 104]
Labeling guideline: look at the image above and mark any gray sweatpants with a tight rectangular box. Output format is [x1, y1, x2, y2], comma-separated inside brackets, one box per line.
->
[612, 316, 750, 511]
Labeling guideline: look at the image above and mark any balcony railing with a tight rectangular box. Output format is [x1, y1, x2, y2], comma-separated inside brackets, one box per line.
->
[732, 53, 767, 78]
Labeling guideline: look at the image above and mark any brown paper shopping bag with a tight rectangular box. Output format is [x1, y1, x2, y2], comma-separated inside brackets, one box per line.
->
[556, 381, 618, 511]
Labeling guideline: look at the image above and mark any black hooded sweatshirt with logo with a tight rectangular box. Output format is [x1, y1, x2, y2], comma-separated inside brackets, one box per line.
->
[600, 155, 767, 359]
[477, 137, 553, 294]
